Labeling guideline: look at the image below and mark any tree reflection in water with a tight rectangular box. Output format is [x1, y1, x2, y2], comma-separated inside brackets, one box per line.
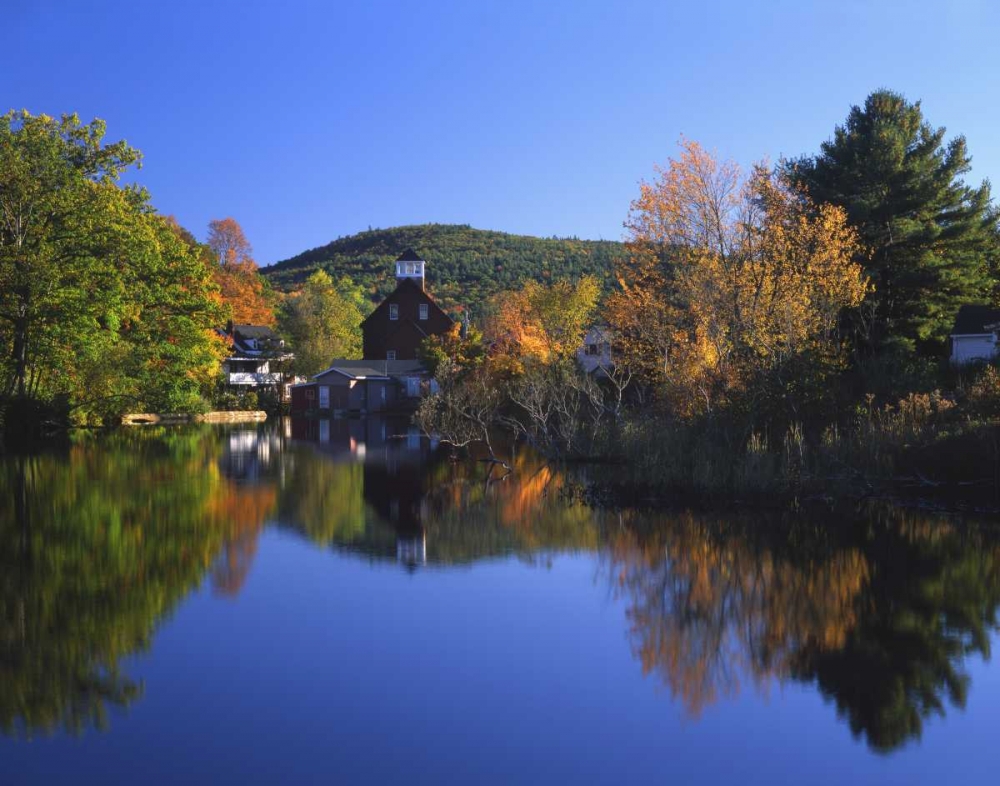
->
[604, 510, 1000, 751]
[0, 427, 279, 737]
[1, 418, 998, 752]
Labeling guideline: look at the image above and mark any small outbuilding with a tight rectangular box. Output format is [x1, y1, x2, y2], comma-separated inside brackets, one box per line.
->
[290, 359, 428, 415]
[949, 305, 1000, 365]
[577, 325, 615, 376]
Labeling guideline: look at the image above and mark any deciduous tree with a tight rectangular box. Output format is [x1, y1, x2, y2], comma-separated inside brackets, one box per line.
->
[610, 139, 868, 419]
[278, 269, 363, 376]
[207, 217, 276, 326]
[0, 112, 227, 421]
[0, 111, 141, 399]
[418, 322, 486, 377]
[487, 276, 600, 361]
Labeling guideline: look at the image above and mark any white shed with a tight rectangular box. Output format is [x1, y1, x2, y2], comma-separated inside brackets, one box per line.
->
[949, 305, 1000, 365]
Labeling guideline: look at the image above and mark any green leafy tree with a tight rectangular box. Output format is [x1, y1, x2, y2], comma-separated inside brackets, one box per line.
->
[115, 216, 228, 414]
[418, 322, 486, 377]
[278, 269, 364, 377]
[0, 112, 226, 422]
[0, 111, 142, 399]
[788, 90, 996, 355]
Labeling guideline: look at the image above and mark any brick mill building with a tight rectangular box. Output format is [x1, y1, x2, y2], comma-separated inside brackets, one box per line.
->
[290, 249, 454, 414]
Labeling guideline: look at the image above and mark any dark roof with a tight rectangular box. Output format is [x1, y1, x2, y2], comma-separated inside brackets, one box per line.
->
[360, 277, 452, 328]
[951, 305, 1000, 335]
[313, 359, 426, 380]
[396, 248, 423, 262]
[233, 324, 280, 340]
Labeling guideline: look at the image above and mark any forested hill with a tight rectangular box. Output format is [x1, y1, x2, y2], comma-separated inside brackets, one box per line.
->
[262, 224, 623, 313]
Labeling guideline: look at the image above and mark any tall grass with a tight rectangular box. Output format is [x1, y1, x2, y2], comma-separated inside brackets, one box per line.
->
[610, 386, 999, 504]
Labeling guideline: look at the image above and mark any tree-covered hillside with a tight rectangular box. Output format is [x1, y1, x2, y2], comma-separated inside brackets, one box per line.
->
[262, 224, 623, 314]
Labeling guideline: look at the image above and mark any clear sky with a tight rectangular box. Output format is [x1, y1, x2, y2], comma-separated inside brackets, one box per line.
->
[3, 0, 998, 265]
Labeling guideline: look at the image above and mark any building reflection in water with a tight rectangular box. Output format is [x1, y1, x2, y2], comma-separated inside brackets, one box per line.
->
[3, 422, 999, 754]
[287, 415, 436, 568]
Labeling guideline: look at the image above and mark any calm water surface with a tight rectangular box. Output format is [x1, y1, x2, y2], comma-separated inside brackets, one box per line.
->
[2, 418, 1000, 784]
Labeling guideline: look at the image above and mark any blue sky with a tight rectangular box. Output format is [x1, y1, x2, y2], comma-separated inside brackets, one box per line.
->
[3, 0, 998, 264]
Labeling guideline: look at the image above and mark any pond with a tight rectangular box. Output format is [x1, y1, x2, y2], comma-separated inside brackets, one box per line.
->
[2, 418, 999, 784]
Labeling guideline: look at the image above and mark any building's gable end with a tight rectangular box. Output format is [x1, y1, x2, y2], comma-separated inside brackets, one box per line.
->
[361, 279, 448, 328]
[362, 276, 453, 361]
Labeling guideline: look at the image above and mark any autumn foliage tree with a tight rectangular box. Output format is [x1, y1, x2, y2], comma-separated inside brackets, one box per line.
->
[486, 275, 601, 363]
[207, 217, 276, 326]
[609, 140, 868, 419]
[418, 322, 486, 377]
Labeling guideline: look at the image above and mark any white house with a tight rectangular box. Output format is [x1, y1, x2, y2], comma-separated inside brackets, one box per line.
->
[577, 325, 615, 375]
[221, 324, 299, 399]
[949, 305, 1000, 365]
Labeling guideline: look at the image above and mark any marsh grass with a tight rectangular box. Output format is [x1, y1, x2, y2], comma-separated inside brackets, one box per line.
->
[609, 387, 999, 505]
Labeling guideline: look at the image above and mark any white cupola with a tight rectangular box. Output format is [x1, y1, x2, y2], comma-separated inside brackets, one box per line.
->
[394, 248, 425, 290]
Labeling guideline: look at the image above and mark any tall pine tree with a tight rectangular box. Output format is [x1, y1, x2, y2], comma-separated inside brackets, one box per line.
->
[789, 90, 996, 355]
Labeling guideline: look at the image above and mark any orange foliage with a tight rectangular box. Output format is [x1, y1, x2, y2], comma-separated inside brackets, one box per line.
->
[609, 139, 868, 416]
[207, 217, 276, 326]
[606, 514, 869, 715]
[206, 480, 278, 596]
[487, 276, 600, 362]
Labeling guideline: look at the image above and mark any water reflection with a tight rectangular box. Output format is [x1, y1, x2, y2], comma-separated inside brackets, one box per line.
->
[604, 512, 1000, 751]
[1, 418, 998, 753]
[0, 429, 233, 737]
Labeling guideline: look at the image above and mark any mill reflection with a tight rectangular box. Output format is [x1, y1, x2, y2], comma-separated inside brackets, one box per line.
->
[1, 421, 999, 754]
[282, 416, 436, 567]
[283, 416, 597, 566]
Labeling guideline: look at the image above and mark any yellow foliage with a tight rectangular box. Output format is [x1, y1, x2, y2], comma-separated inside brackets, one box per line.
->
[609, 139, 868, 416]
[488, 275, 601, 362]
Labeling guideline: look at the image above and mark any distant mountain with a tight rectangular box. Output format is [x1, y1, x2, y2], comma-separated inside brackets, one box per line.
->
[262, 224, 623, 314]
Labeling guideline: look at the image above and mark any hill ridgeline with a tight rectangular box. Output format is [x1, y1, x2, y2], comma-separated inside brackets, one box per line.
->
[262, 224, 623, 313]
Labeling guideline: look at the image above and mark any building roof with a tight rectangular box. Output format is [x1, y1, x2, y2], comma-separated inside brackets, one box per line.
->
[359, 277, 452, 328]
[233, 324, 280, 340]
[396, 248, 423, 262]
[950, 305, 1000, 335]
[226, 324, 291, 359]
[313, 359, 426, 380]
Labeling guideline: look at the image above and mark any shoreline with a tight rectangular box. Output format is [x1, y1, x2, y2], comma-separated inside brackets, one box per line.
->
[120, 411, 268, 425]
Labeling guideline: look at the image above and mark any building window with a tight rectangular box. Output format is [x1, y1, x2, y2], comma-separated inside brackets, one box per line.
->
[389, 304, 398, 320]
[387, 350, 396, 361]
[419, 303, 428, 320]
[305, 388, 315, 399]
[586, 343, 599, 356]
[381, 386, 387, 402]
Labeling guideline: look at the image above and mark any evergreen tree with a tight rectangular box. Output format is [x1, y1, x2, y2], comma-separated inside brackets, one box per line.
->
[788, 90, 996, 355]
